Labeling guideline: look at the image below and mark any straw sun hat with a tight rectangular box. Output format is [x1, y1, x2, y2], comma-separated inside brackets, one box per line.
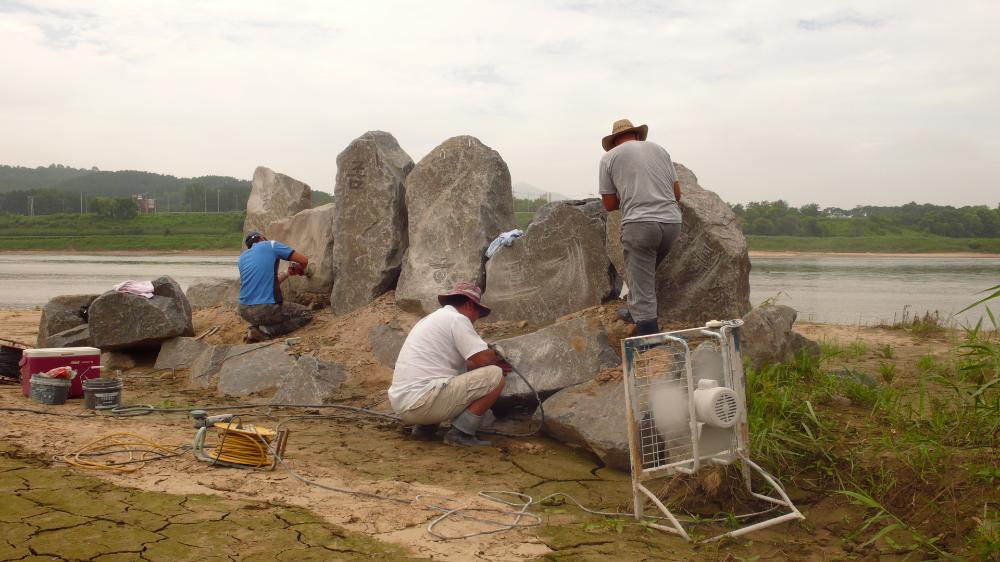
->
[602, 118, 648, 151]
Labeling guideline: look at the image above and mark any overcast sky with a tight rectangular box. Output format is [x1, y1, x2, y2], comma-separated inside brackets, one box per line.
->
[2, 1, 998, 207]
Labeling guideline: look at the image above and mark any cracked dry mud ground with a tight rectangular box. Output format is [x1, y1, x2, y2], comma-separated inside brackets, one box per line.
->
[0, 443, 423, 562]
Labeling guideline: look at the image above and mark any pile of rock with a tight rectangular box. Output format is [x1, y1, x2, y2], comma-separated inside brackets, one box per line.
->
[154, 336, 346, 404]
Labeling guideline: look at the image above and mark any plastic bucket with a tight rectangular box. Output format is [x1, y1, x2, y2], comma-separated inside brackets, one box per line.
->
[30, 377, 71, 405]
[83, 378, 123, 410]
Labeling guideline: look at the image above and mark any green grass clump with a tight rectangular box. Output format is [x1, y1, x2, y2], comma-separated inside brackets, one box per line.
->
[746, 294, 1000, 557]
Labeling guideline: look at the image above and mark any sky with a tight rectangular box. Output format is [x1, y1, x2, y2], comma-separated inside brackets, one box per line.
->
[2, 0, 998, 208]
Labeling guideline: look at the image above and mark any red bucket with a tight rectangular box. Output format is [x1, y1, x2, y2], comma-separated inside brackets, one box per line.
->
[20, 347, 101, 399]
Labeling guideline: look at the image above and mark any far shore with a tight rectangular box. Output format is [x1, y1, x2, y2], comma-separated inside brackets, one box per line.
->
[1, 249, 999, 259]
[749, 250, 1000, 259]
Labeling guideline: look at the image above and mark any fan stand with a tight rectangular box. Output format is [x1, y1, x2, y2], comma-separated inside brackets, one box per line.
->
[622, 320, 804, 543]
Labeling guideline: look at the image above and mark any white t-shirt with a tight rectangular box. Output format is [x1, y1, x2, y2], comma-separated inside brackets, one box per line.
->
[388, 306, 489, 412]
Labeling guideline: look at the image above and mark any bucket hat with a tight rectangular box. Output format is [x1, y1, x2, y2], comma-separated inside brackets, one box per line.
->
[602, 118, 648, 151]
[438, 281, 491, 318]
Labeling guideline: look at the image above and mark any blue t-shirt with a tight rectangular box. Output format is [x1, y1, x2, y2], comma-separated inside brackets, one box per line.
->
[238, 240, 294, 305]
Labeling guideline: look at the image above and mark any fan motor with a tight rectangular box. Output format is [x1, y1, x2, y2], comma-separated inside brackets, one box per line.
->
[693, 380, 739, 428]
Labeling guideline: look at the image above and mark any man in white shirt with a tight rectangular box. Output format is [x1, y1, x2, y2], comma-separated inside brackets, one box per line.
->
[388, 282, 511, 447]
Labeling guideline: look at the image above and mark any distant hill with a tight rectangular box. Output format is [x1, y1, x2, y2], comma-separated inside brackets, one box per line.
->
[0, 164, 248, 197]
[0, 164, 332, 215]
[512, 181, 570, 202]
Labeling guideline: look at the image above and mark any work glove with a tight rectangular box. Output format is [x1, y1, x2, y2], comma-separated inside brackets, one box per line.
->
[288, 263, 304, 276]
[497, 360, 514, 374]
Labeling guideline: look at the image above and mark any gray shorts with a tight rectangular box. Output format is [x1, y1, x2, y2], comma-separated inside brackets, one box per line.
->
[398, 366, 504, 425]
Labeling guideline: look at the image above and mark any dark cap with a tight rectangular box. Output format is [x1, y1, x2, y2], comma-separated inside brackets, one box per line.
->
[244, 231, 263, 249]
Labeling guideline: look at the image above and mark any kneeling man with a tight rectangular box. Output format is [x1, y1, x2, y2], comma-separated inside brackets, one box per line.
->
[388, 282, 510, 447]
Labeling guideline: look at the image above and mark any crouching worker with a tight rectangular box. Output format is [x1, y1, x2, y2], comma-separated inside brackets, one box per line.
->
[388, 282, 512, 447]
[238, 231, 314, 342]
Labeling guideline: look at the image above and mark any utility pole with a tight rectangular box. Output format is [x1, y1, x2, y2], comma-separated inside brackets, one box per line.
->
[27, 196, 34, 217]
[217, 189, 220, 213]
[80, 192, 83, 214]
[204, 190, 207, 213]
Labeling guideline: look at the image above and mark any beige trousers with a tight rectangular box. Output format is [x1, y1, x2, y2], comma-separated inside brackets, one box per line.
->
[398, 366, 503, 425]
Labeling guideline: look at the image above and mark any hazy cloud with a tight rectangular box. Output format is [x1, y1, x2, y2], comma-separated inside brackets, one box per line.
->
[1, 0, 998, 207]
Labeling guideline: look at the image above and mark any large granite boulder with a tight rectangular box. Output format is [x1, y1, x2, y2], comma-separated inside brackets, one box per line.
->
[740, 305, 819, 369]
[542, 379, 629, 470]
[606, 163, 750, 323]
[483, 200, 613, 323]
[368, 320, 407, 368]
[244, 166, 311, 235]
[216, 342, 297, 397]
[265, 203, 337, 305]
[45, 324, 92, 348]
[329, 131, 413, 315]
[185, 279, 240, 309]
[395, 136, 514, 314]
[37, 294, 98, 347]
[155, 337, 211, 370]
[656, 163, 750, 322]
[270, 355, 347, 405]
[492, 317, 620, 405]
[88, 276, 194, 350]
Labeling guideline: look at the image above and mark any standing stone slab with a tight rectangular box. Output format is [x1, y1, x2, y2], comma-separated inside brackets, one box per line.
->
[271, 355, 347, 405]
[155, 337, 211, 370]
[493, 317, 620, 404]
[368, 320, 407, 369]
[216, 343, 296, 397]
[330, 131, 413, 315]
[186, 279, 240, 310]
[395, 136, 514, 314]
[244, 166, 311, 235]
[483, 200, 613, 323]
[266, 203, 337, 305]
[654, 163, 751, 323]
[88, 276, 194, 350]
[37, 294, 98, 347]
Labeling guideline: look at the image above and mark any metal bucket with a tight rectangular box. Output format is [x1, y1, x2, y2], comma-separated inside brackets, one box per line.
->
[83, 378, 123, 410]
[29, 377, 71, 405]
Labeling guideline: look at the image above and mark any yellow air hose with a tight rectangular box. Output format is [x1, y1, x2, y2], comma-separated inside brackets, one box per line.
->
[60, 433, 180, 473]
[207, 422, 277, 468]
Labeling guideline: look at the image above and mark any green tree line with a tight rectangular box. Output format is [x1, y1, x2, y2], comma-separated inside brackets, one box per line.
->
[732, 201, 1000, 238]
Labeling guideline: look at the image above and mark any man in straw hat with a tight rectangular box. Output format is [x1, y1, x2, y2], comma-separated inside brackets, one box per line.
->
[599, 118, 682, 336]
[387, 281, 513, 447]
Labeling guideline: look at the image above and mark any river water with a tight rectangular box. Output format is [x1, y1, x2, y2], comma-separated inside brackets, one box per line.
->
[1, 253, 998, 326]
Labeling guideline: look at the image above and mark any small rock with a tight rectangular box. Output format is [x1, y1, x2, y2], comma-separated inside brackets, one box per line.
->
[216, 343, 297, 396]
[368, 320, 407, 369]
[45, 324, 92, 348]
[155, 337, 210, 370]
[101, 351, 137, 370]
[270, 355, 347, 405]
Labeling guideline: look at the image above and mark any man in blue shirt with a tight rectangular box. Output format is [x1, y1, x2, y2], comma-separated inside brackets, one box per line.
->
[238, 231, 313, 342]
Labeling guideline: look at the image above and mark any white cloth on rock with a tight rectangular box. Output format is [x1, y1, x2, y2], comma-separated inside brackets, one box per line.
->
[485, 229, 524, 258]
[112, 280, 154, 299]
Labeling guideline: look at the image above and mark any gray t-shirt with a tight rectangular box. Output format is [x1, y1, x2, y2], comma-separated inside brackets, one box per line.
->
[599, 141, 682, 225]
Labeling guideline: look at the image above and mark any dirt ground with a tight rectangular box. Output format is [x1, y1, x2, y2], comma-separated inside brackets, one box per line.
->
[0, 299, 968, 561]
